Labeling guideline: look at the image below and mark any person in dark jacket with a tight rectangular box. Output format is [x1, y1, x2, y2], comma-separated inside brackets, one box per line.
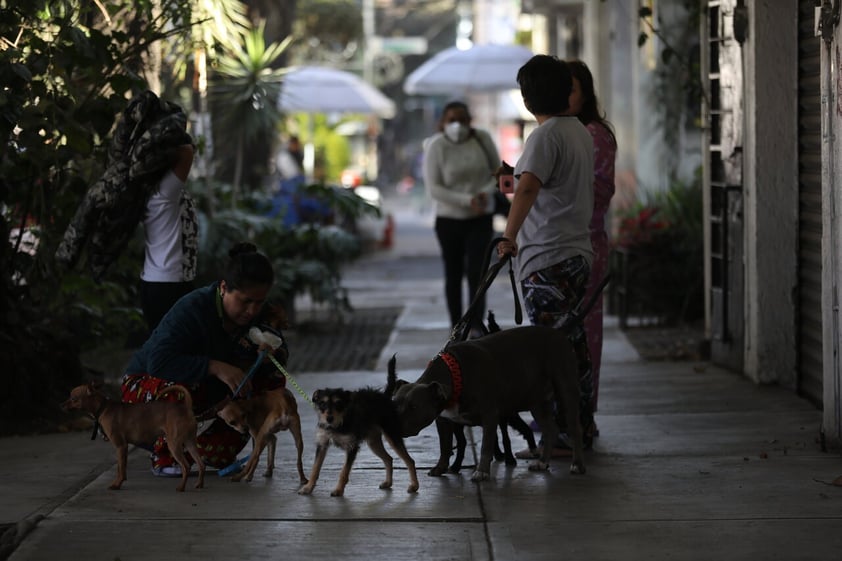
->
[121, 242, 288, 476]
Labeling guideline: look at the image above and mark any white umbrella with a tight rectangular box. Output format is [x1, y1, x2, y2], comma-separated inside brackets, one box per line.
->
[278, 66, 396, 118]
[403, 44, 534, 96]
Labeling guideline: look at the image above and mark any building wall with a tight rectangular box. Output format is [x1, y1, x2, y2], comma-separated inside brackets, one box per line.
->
[822, 9, 842, 445]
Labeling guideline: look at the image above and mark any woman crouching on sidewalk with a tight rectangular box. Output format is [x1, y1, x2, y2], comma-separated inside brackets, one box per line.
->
[122, 242, 288, 476]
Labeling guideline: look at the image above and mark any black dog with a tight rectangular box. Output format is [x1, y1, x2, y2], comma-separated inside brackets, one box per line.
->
[427, 312, 539, 473]
[384, 315, 539, 474]
[298, 387, 419, 497]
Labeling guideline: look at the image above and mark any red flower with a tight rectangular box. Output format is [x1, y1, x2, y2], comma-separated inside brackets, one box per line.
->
[616, 206, 671, 249]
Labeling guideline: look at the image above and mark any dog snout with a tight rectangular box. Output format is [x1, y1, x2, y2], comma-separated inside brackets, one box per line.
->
[61, 395, 80, 411]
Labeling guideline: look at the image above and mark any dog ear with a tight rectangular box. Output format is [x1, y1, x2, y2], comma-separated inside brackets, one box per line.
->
[394, 379, 409, 389]
[312, 389, 323, 402]
[429, 381, 449, 405]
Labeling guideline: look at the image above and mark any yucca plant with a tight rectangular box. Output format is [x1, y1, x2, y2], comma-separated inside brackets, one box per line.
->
[210, 21, 292, 203]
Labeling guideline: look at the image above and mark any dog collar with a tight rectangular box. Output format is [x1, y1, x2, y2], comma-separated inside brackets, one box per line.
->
[438, 351, 462, 406]
[90, 400, 108, 441]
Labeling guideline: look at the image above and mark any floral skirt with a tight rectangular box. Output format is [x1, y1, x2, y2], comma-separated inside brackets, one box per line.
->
[520, 255, 594, 415]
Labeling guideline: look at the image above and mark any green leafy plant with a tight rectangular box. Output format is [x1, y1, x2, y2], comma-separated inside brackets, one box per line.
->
[637, 1, 704, 178]
[290, 0, 363, 65]
[193, 179, 379, 322]
[210, 21, 292, 201]
[0, 0, 193, 434]
[613, 171, 703, 325]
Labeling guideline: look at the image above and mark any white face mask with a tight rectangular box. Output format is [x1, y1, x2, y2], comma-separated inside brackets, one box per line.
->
[444, 121, 469, 143]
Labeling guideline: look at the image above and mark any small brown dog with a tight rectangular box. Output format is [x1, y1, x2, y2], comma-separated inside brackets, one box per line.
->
[216, 387, 307, 484]
[298, 387, 419, 497]
[61, 381, 205, 492]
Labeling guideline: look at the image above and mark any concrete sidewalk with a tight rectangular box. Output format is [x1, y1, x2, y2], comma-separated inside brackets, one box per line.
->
[1, 202, 841, 560]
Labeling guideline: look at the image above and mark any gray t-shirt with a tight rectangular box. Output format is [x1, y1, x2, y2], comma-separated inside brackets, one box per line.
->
[513, 115, 594, 281]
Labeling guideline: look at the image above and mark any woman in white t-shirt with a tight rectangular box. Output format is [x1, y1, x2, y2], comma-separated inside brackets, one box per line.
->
[141, 142, 198, 336]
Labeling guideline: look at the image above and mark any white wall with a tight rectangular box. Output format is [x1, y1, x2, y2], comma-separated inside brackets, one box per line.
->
[822, 11, 842, 446]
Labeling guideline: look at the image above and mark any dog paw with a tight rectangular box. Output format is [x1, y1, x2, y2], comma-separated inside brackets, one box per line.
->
[569, 462, 586, 475]
[330, 488, 345, 497]
[379, 481, 393, 490]
[428, 467, 446, 477]
[407, 483, 419, 493]
[470, 470, 490, 482]
[528, 460, 550, 472]
[298, 485, 314, 495]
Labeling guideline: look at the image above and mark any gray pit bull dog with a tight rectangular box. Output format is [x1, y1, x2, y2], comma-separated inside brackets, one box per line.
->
[389, 325, 585, 481]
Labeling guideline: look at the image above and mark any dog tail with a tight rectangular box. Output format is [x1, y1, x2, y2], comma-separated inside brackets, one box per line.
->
[385, 354, 398, 398]
[157, 384, 194, 411]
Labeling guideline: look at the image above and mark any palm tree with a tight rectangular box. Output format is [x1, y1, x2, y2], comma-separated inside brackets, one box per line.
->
[211, 21, 291, 205]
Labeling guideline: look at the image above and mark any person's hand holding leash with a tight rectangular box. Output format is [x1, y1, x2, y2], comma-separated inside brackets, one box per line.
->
[497, 237, 518, 258]
[209, 360, 251, 397]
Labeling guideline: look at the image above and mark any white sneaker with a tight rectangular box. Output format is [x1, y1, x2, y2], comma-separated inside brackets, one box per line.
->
[151, 465, 183, 477]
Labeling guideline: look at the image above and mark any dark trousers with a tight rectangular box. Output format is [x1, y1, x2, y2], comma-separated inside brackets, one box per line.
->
[434, 214, 494, 327]
[140, 280, 194, 336]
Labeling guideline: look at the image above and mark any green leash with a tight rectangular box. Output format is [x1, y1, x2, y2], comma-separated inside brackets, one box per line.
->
[267, 354, 313, 406]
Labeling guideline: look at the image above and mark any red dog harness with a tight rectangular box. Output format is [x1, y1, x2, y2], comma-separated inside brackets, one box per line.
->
[437, 351, 462, 407]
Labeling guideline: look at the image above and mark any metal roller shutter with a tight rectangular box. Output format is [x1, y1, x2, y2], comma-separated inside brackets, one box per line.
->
[797, 0, 823, 406]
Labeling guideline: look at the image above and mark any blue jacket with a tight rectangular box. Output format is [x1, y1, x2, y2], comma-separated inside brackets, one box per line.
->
[125, 283, 281, 385]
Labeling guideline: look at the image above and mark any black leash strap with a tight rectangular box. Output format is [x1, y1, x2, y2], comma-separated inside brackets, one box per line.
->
[446, 237, 520, 348]
[90, 400, 108, 440]
[507, 259, 522, 325]
[446, 256, 508, 348]
[560, 272, 613, 331]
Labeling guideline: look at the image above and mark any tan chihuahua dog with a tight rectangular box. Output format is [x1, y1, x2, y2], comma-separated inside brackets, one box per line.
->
[217, 387, 307, 484]
[61, 381, 205, 492]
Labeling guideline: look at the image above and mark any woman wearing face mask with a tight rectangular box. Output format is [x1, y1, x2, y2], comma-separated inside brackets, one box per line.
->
[423, 100, 500, 336]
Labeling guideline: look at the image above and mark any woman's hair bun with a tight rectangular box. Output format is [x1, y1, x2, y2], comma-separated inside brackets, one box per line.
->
[228, 242, 258, 259]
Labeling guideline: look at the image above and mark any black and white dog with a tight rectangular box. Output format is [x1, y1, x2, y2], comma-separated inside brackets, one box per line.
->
[298, 386, 419, 496]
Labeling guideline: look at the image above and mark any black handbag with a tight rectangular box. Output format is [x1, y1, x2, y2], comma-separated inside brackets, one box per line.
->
[493, 189, 511, 217]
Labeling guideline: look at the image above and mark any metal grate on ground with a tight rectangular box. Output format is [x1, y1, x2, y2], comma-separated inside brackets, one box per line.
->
[283, 306, 401, 373]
